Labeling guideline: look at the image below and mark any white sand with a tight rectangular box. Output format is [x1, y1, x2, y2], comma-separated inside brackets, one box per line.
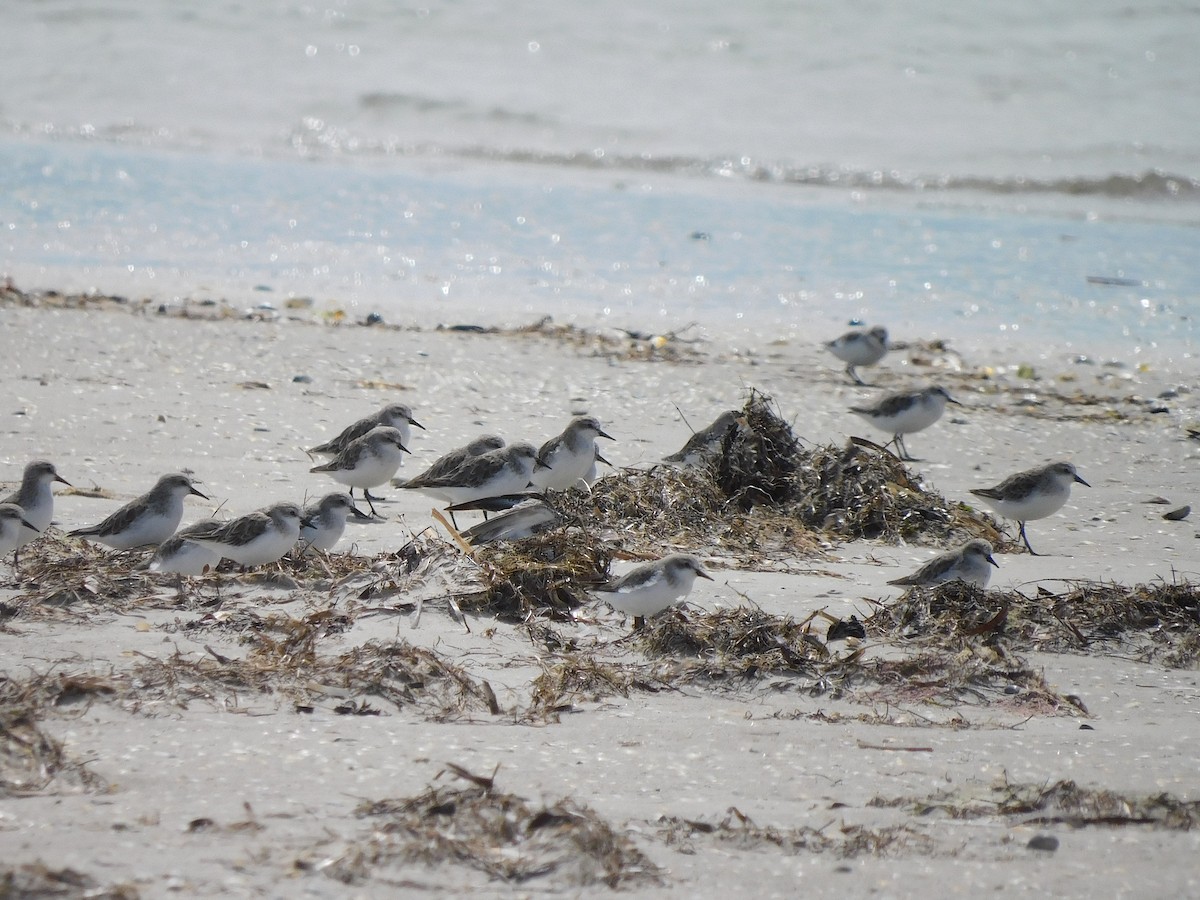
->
[2, 300, 1199, 897]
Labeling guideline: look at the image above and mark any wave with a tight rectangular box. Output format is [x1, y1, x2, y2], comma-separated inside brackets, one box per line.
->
[285, 119, 1200, 204]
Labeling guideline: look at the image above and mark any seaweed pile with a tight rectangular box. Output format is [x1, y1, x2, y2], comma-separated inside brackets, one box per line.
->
[872, 579, 1200, 668]
[313, 766, 662, 889]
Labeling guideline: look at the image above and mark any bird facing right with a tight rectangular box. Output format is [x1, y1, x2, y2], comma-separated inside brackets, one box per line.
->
[826, 326, 888, 385]
[969, 461, 1089, 555]
[887, 539, 999, 589]
[849, 385, 959, 461]
[2, 460, 72, 558]
[593, 553, 713, 629]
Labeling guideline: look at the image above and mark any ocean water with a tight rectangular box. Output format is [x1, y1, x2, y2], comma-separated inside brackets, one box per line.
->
[3, 0, 1198, 357]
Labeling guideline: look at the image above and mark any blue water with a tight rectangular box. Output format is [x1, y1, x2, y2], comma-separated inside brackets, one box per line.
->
[3, 140, 1196, 358]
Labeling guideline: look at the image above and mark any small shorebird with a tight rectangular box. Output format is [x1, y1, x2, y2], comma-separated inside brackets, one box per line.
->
[2, 460, 71, 564]
[298, 491, 372, 554]
[182, 502, 310, 568]
[398, 442, 539, 507]
[663, 410, 744, 466]
[393, 434, 505, 491]
[149, 519, 223, 576]
[0, 503, 40, 565]
[887, 539, 999, 589]
[68, 473, 208, 550]
[530, 416, 615, 492]
[308, 402, 424, 457]
[309, 425, 409, 515]
[593, 553, 713, 629]
[826, 326, 889, 385]
[970, 461, 1089, 555]
[849, 385, 958, 461]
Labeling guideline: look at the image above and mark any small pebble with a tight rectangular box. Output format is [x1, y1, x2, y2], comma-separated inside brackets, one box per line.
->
[1163, 506, 1190, 521]
[1027, 834, 1059, 853]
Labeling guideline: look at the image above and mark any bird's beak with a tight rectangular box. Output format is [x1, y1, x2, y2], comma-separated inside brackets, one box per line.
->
[533, 457, 551, 471]
[55, 474, 72, 487]
[398, 440, 411, 454]
[595, 451, 613, 467]
[698, 569, 714, 581]
[410, 417, 426, 431]
[190, 486, 210, 500]
[349, 505, 374, 522]
[20, 517, 40, 533]
[1074, 474, 1090, 487]
[986, 554, 999, 568]
[598, 428, 615, 441]
[300, 516, 316, 528]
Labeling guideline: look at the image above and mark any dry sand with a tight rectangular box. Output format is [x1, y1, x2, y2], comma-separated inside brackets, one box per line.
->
[2, 294, 1199, 898]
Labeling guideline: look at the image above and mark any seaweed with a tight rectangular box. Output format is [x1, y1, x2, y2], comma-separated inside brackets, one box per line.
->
[310, 766, 662, 888]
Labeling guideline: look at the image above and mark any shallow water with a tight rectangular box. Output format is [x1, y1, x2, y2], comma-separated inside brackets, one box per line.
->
[3, 1, 1199, 359]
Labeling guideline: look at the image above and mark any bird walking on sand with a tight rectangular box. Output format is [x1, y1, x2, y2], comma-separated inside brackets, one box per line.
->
[593, 553, 713, 630]
[531, 416, 615, 492]
[849, 385, 959, 461]
[888, 539, 999, 589]
[826, 326, 888, 385]
[970, 461, 1089, 555]
[2, 460, 71, 564]
[309, 425, 409, 515]
[308, 402, 424, 457]
[68, 473, 208, 550]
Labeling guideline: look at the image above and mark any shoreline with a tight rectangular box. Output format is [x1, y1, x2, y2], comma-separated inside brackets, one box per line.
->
[3, 290, 1200, 897]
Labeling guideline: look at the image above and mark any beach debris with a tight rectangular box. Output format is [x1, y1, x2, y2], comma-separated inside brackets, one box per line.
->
[1027, 834, 1059, 852]
[1162, 505, 1190, 521]
[309, 769, 662, 888]
[654, 806, 934, 858]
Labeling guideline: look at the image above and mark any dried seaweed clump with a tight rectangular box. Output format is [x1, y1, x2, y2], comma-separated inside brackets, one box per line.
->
[791, 440, 993, 545]
[466, 528, 611, 622]
[655, 807, 933, 859]
[872, 579, 1200, 668]
[874, 778, 1200, 830]
[318, 775, 661, 888]
[639, 608, 828, 682]
[0, 679, 105, 796]
[0, 863, 138, 899]
[713, 390, 801, 509]
[525, 655, 665, 720]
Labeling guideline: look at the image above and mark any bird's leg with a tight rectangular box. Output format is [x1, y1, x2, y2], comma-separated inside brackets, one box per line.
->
[1018, 522, 1041, 556]
[847, 365, 866, 386]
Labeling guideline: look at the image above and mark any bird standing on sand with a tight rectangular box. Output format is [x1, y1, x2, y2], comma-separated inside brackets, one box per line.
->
[68, 473, 208, 550]
[181, 502, 310, 568]
[298, 492, 372, 554]
[2, 460, 71, 564]
[309, 425, 409, 516]
[397, 442, 539, 507]
[392, 434, 506, 492]
[593, 553, 714, 630]
[826, 326, 889, 385]
[887, 539, 999, 589]
[970, 461, 1089, 555]
[849, 385, 959, 461]
[531, 416, 614, 491]
[149, 520, 223, 576]
[308, 402, 424, 457]
[0, 503, 40, 565]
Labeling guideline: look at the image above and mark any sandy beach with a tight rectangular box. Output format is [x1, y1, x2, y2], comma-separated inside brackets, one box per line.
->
[2, 290, 1198, 898]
